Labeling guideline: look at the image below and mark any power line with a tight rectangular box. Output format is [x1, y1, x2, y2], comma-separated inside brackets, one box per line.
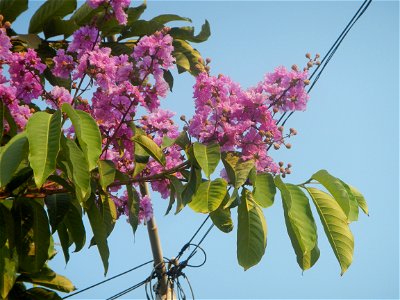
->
[62, 260, 153, 299]
[280, 0, 372, 127]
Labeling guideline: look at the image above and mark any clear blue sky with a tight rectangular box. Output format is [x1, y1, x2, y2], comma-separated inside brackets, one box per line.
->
[13, 1, 399, 299]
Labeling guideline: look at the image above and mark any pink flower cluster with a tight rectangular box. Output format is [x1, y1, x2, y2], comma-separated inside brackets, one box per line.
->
[87, 0, 131, 25]
[189, 67, 309, 173]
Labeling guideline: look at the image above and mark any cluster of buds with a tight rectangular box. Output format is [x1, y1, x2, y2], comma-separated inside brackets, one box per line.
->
[278, 161, 292, 178]
[272, 126, 298, 151]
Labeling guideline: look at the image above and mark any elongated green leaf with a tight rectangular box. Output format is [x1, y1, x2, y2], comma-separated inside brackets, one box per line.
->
[63, 198, 85, 252]
[306, 187, 354, 275]
[151, 14, 192, 24]
[193, 142, 220, 178]
[132, 134, 166, 166]
[44, 194, 71, 234]
[101, 4, 147, 36]
[210, 207, 233, 233]
[349, 185, 368, 215]
[126, 184, 139, 234]
[86, 197, 109, 275]
[181, 166, 201, 205]
[98, 160, 116, 192]
[57, 222, 70, 264]
[174, 131, 190, 150]
[237, 189, 267, 270]
[17, 265, 75, 293]
[27, 111, 61, 188]
[43, 17, 79, 39]
[21, 287, 63, 300]
[0, 0, 28, 23]
[0, 132, 28, 188]
[189, 179, 227, 213]
[170, 20, 211, 43]
[29, 0, 77, 34]
[13, 198, 51, 273]
[0, 244, 18, 299]
[223, 188, 239, 209]
[274, 177, 319, 270]
[338, 179, 359, 222]
[0, 201, 14, 249]
[62, 103, 101, 171]
[312, 170, 352, 220]
[168, 176, 185, 214]
[99, 193, 117, 236]
[70, 2, 102, 26]
[222, 152, 254, 188]
[60, 137, 91, 202]
[119, 20, 164, 40]
[252, 173, 276, 208]
[172, 39, 204, 75]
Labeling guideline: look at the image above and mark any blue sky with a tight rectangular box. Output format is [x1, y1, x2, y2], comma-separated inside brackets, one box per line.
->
[13, 1, 399, 299]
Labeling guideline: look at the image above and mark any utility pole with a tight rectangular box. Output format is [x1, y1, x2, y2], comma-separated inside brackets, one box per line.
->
[140, 183, 175, 299]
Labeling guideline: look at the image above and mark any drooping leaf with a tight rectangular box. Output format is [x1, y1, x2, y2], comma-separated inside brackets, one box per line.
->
[222, 152, 254, 188]
[189, 179, 227, 213]
[56, 222, 70, 264]
[210, 207, 233, 233]
[44, 193, 71, 234]
[311, 170, 353, 221]
[223, 188, 239, 209]
[193, 142, 220, 178]
[86, 196, 109, 275]
[274, 176, 319, 270]
[170, 20, 211, 43]
[151, 14, 192, 24]
[0, 0, 28, 23]
[0, 244, 18, 299]
[306, 187, 354, 275]
[62, 103, 102, 171]
[119, 20, 164, 40]
[60, 136, 91, 202]
[252, 173, 276, 208]
[63, 198, 85, 252]
[338, 179, 359, 222]
[0, 132, 28, 188]
[99, 193, 117, 236]
[126, 183, 140, 234]
[13, 198, 51, 273]
[168, 176, 185, 214]
[20, 287, 63, 300]
[163, 70, 174, 92]
[132, 134, 166, 166]
[181, 166, 201, 205]
[98, 160, 116, 192]
[349, 185, 368, 215]
[17, 265, 76, 293]
[43, 17, 79, 39]
[237, 189, 267, 270]
[27, 111, 61, 188]
[29, 0, 77, 34]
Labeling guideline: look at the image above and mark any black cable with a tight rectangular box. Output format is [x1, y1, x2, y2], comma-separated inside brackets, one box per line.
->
[62, 260, 153, 299]
[280, 0, 372, 127]
[106, 277, 150, 300]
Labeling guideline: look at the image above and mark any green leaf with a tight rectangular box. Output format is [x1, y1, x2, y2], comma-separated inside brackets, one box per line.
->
[311, 170, 352, 221]
[0, 132, 28, 188]
[43, 69, 71, 90]
[132, 134, 166, 166]
[237, 189, 267, 270]
[27, 111, 61, 188]
[223, 188, 239, 209]
[62, 103, 102, 171]
[4, 105, 17, 137]
[43, 17, 79, 39]
[44, 194, 71, 234]
[189, 178, 227, 213]
[29, 0, 77, 34]
[17, 265, 75, 293]
[0, 204, 12, 248]
[86, 196, 109, 275]
[222, 152, 254, 188]
[0, 0, 28, 23]
[56, 222, 70, 264]
[170, 20, 211, 43]
[126, 184, 139, 234]
[168, 176, 185, 214]
[20, 287, 63, 300]
[99, 193, 117, 236]
[338, 179, 359, 222]
[16, 33, 42, 49]
[274, 176, 319, 271]
[70, 2, 102, 26]
[98, 160, 116, 192]
[119, 20, 164, 40]
[13, 198, 51, 273]
[0, 244, 18, 299]
[163, 70, 174, 92]
[181, 166, 201, 205]
[63, 198, 85, 252]
[151, 14, 192, 24]
[193, 142, 220, 178]
[252, 173, 276, 208]
[349, 185, 368, 215]
[174, 131, 190, 150]
[210, 207, 233, 233]
[60, 136, 91, 202]
[172, 39, 204, 75]
[306, 187, 354, 275]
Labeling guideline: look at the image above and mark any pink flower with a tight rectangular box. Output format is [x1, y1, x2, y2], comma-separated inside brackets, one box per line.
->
[139, 195, 153, 223]
[68, 26, 99, 56]
[52, 49, 75, 79]
[0, 28, 11, 61]
[49, 86, 73, 109]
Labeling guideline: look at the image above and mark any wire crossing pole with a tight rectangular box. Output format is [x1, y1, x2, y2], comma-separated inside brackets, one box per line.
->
[140, 183, 175, 299]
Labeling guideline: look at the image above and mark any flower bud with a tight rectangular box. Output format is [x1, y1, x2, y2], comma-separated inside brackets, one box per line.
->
[291, 64, 298, 71]
[280, 167, 285, 173]
[279, 161, 284, 167]
[206, 57, 211, 64]
[307, 61, 313, 68]
[180, 115, 186, 121]
[273, 107, 279, 114]
[303, 79, 310, 85]
[289, 128, 297, 135]
[315, 53, 320, 58]
[278, 126, 284, 132]
[273, 143, 280, 150]
[4, 21, 11, 28]
[183, 125, 188, 131]
[285, 143, 292, 149]
[306, 53, 311, 59]
[287, 163, 292, 168]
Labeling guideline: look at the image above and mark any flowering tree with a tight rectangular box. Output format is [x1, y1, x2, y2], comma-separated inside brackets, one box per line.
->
[0, 0, 368, 299]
